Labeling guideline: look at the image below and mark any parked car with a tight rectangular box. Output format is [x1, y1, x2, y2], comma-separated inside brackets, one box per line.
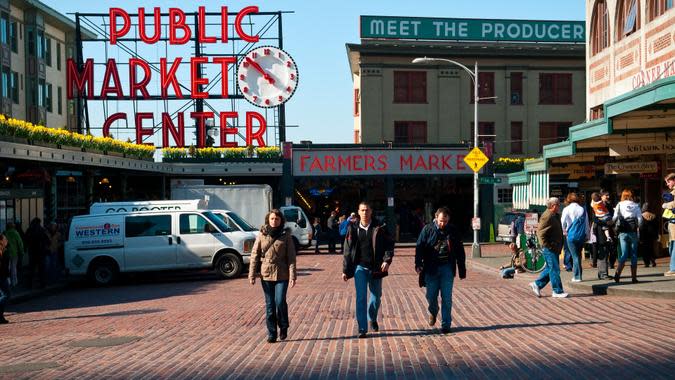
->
[496, 212, 526, 242]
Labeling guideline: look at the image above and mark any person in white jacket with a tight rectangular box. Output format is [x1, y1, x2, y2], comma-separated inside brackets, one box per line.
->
[561, 193, 590, 282]
[611, 189, 643, 284]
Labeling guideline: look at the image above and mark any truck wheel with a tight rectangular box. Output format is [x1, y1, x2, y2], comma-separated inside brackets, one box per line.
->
[216, 252, 242, 279]
[88, 259, 118, 286]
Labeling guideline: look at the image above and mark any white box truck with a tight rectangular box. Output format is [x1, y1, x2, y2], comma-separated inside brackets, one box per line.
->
[171, 184, 313, 249]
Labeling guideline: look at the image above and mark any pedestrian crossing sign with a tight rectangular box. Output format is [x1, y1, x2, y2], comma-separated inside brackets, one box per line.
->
[463, 147, 489, 172]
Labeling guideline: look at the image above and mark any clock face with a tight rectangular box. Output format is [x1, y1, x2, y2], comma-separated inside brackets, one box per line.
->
[237, 46, 299, 108]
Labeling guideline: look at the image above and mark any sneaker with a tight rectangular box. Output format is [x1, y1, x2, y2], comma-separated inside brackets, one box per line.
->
[267, 336, 277, 343]
[552, 292, 569, 298]
[529, 282, 541, 297]
[428, 314, 437, 326]
[280, 328, 288, 341]
[570, 278, 582, 283]
[441, 327, 452, 334]
[370, 321, 379, 332]
[665, 271, 675, 277]
[358, 331, 367, 338]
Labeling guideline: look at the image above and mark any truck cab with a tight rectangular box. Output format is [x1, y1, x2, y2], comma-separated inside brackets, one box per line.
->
[279, 206, 313, 249]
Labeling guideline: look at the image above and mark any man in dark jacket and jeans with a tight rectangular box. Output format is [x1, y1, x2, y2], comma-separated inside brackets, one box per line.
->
[415, 207, 466, 334]
[342, 201, 394, 338]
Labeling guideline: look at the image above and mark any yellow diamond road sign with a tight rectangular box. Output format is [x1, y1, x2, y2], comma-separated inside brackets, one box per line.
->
[464, 147, 489, 173]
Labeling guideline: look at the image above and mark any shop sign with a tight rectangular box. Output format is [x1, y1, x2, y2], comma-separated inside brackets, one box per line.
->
[609, 142, 675, 157]
[632, 58, 675, 90]
[549, 164, 597, 179]
[361, 16, 584, 43]
[604, 161, 658, 175]
[292, 149, 473, 176]
[472, 217, 481, 231]
[524, 213, 538, 234]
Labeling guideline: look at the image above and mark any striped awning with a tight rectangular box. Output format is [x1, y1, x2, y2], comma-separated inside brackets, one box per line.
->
[509, 170, 549, 210]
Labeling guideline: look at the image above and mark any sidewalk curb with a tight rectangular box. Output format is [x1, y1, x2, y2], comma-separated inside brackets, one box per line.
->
[567, 281, 675, 300]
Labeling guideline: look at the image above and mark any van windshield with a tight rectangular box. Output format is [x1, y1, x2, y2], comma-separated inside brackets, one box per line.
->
[226, 211, 257, 232]
[203, 211, 234, 233]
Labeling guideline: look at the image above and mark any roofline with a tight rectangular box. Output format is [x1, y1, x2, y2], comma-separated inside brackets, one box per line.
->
[18, 0, 97, 39]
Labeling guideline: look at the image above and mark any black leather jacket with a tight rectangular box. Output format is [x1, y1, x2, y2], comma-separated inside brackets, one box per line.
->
[342, 220, 394, 279]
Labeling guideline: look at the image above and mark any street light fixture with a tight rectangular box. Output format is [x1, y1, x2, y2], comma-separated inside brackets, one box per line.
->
[413, 56, 481, 258]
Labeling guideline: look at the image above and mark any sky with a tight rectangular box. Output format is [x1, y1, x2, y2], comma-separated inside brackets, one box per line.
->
[42, 0, 586, 145]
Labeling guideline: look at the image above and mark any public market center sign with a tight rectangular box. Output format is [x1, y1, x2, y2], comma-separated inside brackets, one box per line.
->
[360, 16, 585, 43]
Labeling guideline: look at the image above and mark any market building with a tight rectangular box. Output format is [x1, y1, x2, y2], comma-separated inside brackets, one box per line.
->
[509, 0, 675, 248]
[326, 16, 586, 239]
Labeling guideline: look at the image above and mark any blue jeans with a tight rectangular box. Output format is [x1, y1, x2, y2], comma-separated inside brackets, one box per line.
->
[669, 240, 675, 272]
[567, 238, 583, 280]
[618, 232, 639, 266]
[425, 263, 455, 329]
[354, 265, 383, 333]
[535, 247, 564, 294]
[563, 239, 573, 271]
[261, 280, 289, 338]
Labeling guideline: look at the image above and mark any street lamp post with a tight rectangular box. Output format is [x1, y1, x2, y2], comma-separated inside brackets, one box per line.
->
[412, 57, 481, 258]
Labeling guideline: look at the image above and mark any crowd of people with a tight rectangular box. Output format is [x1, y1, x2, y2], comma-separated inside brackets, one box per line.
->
[0, 217, 64, 323]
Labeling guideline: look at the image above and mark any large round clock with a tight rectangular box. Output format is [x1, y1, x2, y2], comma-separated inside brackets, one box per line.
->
[237, 46, 299, 108]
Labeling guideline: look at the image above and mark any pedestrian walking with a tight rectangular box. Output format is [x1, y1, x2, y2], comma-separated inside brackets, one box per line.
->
[561, 193, 589, 282]
[342, 201, 394, 338]
[415, 207, 466, 334]
[338, 213, 356, 254]
[0, 233, 11, 324]
[25, 218, 49, 288]
[312, 217, 322, 254]
[326, 211, 338, 253]
[639, 203, 658, 268]
[248, 209, 297, 343]
[663, 173, 675, 277]
[4, 222, 23, 287]
[612, 189, 643, 283]
[529, 197, 568, 298]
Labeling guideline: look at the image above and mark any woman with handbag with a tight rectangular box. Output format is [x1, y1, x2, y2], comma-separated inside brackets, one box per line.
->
[612, 189, 643, 283]
[248, 209, 297, 343]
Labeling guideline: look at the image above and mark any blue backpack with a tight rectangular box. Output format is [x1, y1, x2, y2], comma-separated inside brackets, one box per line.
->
[567, 208, 587, 244]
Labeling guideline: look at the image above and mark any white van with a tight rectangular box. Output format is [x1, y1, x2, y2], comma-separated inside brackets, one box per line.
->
[65, 209, 256, 285]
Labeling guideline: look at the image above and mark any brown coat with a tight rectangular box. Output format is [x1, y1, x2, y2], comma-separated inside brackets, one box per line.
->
[537, 209, 563, 253]
[248, 227, 297, 281]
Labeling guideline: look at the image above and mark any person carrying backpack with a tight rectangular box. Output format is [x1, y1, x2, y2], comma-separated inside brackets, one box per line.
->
[561, 193, 589, 283]
[612, 189, 643, 284]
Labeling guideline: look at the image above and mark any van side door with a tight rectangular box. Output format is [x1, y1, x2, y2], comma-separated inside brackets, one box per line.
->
[176, 213, 220, 268]
[124, 214, 176, 270]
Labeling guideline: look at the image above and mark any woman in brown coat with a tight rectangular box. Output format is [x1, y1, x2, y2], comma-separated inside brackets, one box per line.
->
[249, 209, 297, 343]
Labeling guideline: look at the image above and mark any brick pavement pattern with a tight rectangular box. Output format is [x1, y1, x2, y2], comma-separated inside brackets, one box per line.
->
[1, 247, 674, 379]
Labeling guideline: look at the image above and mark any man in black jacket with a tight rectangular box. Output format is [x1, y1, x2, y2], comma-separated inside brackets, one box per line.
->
[415, 207, 466, 334]
[342, 201, 394, 338]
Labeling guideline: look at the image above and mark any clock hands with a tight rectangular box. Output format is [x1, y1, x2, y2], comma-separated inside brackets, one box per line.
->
[245, 57, 276, 85]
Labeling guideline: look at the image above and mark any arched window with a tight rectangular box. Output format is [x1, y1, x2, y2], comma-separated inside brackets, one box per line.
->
[591, 1, 610, 55]
[649, 0, 674, 20]
[616, 0, 641, 41]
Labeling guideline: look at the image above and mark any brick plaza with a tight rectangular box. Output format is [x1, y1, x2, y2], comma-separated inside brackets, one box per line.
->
[1, 247, 674, 379]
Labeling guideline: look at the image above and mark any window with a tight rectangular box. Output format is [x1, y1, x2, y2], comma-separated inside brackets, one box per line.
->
[180, 213, 214, 234]
[125, 215, 171, 237]
[394, 71, 426, 103]
[45, 37, 52, 66]
[37, 79, 45, 107]
[56, 42, 61, 71]
[470, 72, 495, 104]
[394, 121, 427, 144]
[591, 1, 610, 55]
[471, 122, 496, 153]
[497, 188, 513, 204]
[9, 21, 17, 53]
[650, 0, 674, 20]
[27, 30, 34, 56]
[539, 73, 572, 104]
[46, 83, 52, 113]
[354, 88, 360, 116]
[0, 13, 7, 45]
[11, 71, 18, 104]
[590, 105, 604, 120]
[510, 72, 523, 105]
[36, 31, 45, 59]
[511, 121, 523, 154]
[539, 122, 571, 152]
[57, 86, 62, 114]
[1, 68, 8, 99]
[617, 0, 640, 40]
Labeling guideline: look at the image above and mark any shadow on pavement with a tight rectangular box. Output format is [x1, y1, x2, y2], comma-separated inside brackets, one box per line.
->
[13, 308, 166, 323]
